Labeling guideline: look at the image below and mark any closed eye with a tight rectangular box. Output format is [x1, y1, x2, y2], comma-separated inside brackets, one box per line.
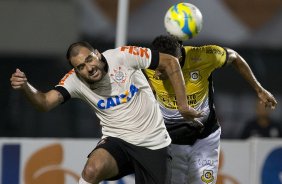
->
[76, 64, 85, 71]
[85, 55, 94, 63]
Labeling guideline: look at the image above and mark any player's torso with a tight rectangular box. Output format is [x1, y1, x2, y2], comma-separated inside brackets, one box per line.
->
[75, 49, 155, 120]
[67, 47, 170, 149]
[145, 45, 227, 120]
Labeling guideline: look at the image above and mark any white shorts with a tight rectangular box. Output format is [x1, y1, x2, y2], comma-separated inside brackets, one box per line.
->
[170, 127, 221, 184]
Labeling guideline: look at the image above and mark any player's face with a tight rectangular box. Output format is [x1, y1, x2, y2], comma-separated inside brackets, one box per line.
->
[70, 47, 106, 83]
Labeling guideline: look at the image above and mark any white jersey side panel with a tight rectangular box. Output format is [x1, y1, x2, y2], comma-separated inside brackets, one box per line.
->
[57, 47, 171, 149]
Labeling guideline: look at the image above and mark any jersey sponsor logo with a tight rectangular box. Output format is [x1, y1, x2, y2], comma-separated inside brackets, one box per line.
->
[110, 66, 127, 83]
[198, 158, 215, 166]
[120, 46, 150, 59]
[187, 94, 197, 105]
[159, 93, 197, 109]
[201, 170, 215, 184]
[206, 48, 224, 56]
[97, 84, 139, 109]
[189, 71, 201, 82]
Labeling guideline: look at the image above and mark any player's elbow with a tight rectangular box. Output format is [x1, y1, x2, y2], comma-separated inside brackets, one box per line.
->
[34, 104, 52, 112]
[33, 96, 55, 112]
[159, 53, 180, 73]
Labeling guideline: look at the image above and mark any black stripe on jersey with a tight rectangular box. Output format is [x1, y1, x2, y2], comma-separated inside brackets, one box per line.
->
[222, 47, 229, 67]
[101, 54, 109, 73]
[148, 49, 159, 70]
[198, 74, 220, 139]
[180, 47, 186, 68]
[54, 86, 71, 103]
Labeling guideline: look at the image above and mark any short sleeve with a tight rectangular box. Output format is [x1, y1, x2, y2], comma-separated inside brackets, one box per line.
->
[116, 46, 157, 69]
[148, 49, 159, 70]
[208, 45, 228, 69]
[55, 69, 80, 102]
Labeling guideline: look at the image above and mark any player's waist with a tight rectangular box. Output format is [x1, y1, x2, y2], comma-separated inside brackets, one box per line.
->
[102, 129, 171, 150]
[165, 119, 220, 145]
[163, 109, 219, 145]
[159, 103, 210, 122]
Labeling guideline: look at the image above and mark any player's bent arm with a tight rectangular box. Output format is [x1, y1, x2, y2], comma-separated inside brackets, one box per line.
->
[157, 53, 188, 110]
[10, 69, 63, 112]
[227, 48, 277, 108]
[21, 83, 63, 112]
[227, 48, 263, 93]
[157, 53, 203, 123]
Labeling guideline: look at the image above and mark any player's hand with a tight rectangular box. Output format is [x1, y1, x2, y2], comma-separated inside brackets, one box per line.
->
[179, 106, 204, 128]
[10, 68, 28, 90]
[257, 88, 277, 110]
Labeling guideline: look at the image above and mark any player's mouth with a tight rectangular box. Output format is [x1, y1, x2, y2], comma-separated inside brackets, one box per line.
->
[89, 69, 98, 77]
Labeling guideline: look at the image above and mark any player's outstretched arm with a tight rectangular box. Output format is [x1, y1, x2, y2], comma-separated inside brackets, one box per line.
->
[227, 48, 277, 109]
[157, 53, 203, 127]
[10, 68, 63, 112]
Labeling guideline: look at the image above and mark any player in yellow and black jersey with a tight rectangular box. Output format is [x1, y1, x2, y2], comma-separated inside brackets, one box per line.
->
[144, 35, 277, 184]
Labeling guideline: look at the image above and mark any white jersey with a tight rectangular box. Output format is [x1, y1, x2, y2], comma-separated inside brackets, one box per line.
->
[56, 46, 171, 150]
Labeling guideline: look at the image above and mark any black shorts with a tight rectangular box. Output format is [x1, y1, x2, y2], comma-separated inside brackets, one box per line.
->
[165, 122, 200, 145]
[89, 137, 172, 184]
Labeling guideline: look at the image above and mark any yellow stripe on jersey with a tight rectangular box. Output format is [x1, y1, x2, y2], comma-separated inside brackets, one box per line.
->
[145, 45, 227, 110]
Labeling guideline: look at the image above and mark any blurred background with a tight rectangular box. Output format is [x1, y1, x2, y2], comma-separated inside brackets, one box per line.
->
[1, 0, 281, 139]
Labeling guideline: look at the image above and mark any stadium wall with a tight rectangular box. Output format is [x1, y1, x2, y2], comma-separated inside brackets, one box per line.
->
[0, 138, 281, 184]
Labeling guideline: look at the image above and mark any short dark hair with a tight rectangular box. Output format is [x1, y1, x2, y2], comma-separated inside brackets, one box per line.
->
[66, 41, 95, 63]
[151, 35, 182, 58]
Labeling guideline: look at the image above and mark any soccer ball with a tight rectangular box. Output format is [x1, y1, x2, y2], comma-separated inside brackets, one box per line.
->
[164, 3, 203, 41]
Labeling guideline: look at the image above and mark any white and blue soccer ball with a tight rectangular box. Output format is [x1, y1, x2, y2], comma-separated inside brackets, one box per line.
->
[164, 3, 203, 41]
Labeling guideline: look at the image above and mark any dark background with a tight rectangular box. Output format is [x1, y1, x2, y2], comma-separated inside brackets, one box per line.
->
[1, 0, 281, 139]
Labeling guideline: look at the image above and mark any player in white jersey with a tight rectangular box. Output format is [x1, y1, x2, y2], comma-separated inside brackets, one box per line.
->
[10, 41, 203, 184]
[144, 35, 277, 184]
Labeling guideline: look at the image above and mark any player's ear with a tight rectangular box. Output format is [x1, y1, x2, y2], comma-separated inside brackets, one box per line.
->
[93, 49, 101, 59]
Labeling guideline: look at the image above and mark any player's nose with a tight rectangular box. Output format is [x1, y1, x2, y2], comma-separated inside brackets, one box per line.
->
[85, 63, 93, 71]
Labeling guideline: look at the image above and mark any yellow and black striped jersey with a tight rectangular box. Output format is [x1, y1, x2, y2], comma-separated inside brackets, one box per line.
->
[145, 45, 227, 123]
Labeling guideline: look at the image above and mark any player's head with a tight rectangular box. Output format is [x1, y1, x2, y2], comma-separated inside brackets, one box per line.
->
[152, 35, 182, 60]
[66, 41, 107, 83]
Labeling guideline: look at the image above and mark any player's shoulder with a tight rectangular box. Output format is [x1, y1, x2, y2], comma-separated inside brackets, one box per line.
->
[102, 48, 121, 57]
[103, 46, 151, 58]
[58, 69, 79, 86]
[183, 45, 227, 68]
[61, 69, 76, 79]
[102, 48, 124, 64]
[184, 45, 225, 53]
